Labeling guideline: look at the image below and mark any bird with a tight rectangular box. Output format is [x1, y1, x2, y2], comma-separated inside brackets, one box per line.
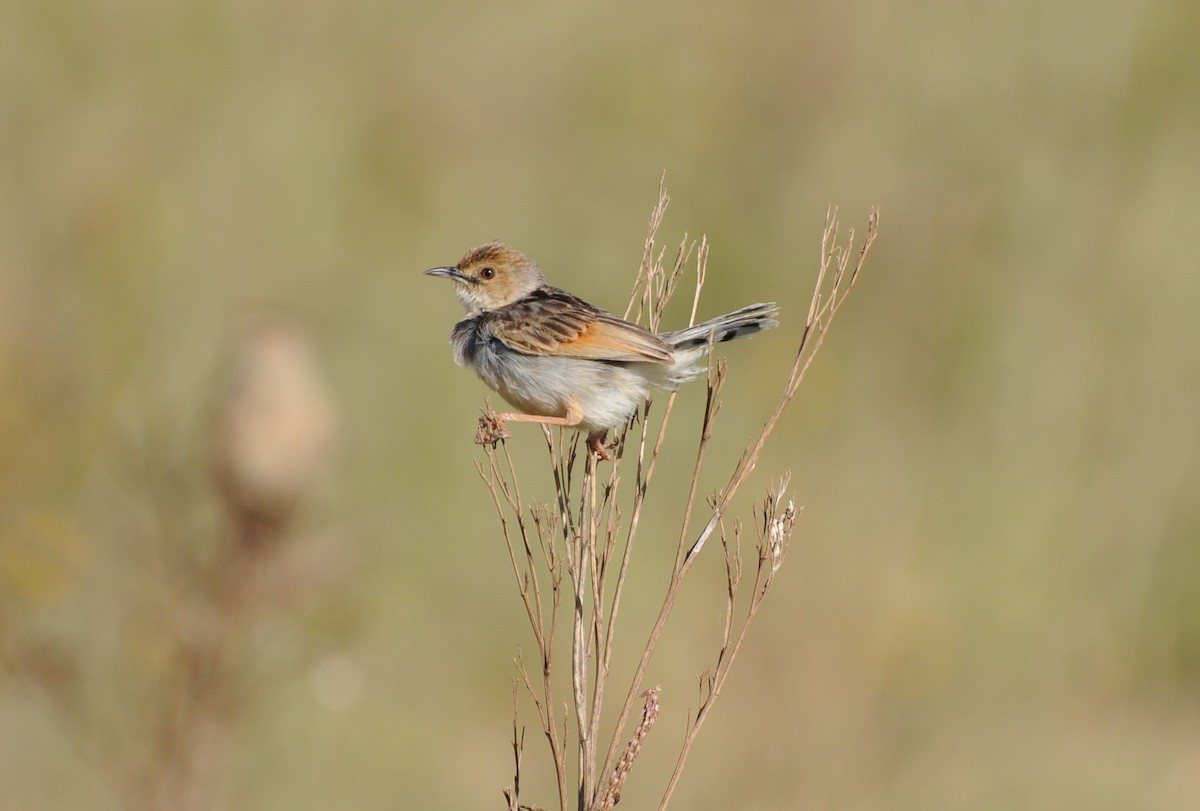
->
[425, 241, 779, 459]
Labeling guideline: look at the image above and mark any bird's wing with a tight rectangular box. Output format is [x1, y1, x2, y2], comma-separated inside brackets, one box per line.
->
[489, 288, 674, 364]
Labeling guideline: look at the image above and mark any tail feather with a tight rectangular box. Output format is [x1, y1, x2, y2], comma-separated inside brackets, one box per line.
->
[663, 302, 780, 350]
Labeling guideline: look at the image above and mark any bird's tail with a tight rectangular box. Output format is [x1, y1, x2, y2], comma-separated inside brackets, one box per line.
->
[655, 302, 780, 389]
[662, 302, 780, 350]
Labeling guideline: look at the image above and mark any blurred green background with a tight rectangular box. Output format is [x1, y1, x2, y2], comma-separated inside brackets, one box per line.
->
[3, 0, 1199, 808]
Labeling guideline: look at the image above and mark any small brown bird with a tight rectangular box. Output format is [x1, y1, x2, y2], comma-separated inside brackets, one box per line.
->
[426, 242, 779, 459]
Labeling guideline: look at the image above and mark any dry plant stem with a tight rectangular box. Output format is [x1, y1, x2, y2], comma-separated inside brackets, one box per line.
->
[477, 443, 570, 811]
[660, 210, 875, 809]
[582, 228, 698, 778]
[586, 456, 622, 760]
[504, 703, 525, 811]
[571, 451, 598, 807]
[594, 207, 879, 806]
[557, 388, 678, 809]
[622, 179, 670, 322]
[686, 206, 876, 563]
[589, 364, 721, 804]
[480, 193, 876, 811]
[658, 481, 797, 809]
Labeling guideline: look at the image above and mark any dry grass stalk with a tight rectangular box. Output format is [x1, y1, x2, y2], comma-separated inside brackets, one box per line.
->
[476, 182, 878, 811]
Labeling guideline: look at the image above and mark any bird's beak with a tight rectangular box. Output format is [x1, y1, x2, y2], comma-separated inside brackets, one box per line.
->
[424, 266, 470, 283]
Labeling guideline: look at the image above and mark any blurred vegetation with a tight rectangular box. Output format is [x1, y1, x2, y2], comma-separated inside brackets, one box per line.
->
[1, 0, 1198, 808]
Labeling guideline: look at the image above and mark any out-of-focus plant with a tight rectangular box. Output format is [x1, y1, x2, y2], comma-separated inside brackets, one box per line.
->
[3, 317, 349, 811]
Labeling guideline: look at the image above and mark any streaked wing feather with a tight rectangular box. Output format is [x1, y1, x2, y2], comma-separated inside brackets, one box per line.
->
[491, 288, 674, 364]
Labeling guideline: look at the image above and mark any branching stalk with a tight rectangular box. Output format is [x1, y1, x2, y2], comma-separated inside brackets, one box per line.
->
[477, 190, 878, 811]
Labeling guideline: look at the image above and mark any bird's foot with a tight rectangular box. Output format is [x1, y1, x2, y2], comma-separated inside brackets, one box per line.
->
[586, 430, 612, 461]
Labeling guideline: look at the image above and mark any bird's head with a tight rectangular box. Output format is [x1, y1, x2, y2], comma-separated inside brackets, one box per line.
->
[424, 241, 546, 313]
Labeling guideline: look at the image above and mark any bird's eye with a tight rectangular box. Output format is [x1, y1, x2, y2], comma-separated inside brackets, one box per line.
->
[480, 267, 495, 280]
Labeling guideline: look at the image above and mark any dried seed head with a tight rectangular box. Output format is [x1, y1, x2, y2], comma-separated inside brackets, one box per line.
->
[214, 318, 338, 537]
[767, 498, 796, 574]
[597, 686, 661, 810]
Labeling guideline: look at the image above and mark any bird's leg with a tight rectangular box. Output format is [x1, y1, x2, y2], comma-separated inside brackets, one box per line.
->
[477, 403, 587, 448]
[493, 412, 581, 428]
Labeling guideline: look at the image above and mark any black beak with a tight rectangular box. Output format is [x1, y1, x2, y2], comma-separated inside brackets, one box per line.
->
[424, 266, 471, 283]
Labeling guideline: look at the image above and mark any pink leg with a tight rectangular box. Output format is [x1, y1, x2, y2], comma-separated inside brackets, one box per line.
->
[492, 399, 583, 432]
[485, 405, 612, 461]
[493, 411, 582, 428]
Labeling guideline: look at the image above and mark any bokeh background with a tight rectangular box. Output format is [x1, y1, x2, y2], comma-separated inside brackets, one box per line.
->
[3, 0, 1198, 808]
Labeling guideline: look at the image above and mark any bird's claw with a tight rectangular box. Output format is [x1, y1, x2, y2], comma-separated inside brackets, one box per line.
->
[586, 431, 613, 461]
